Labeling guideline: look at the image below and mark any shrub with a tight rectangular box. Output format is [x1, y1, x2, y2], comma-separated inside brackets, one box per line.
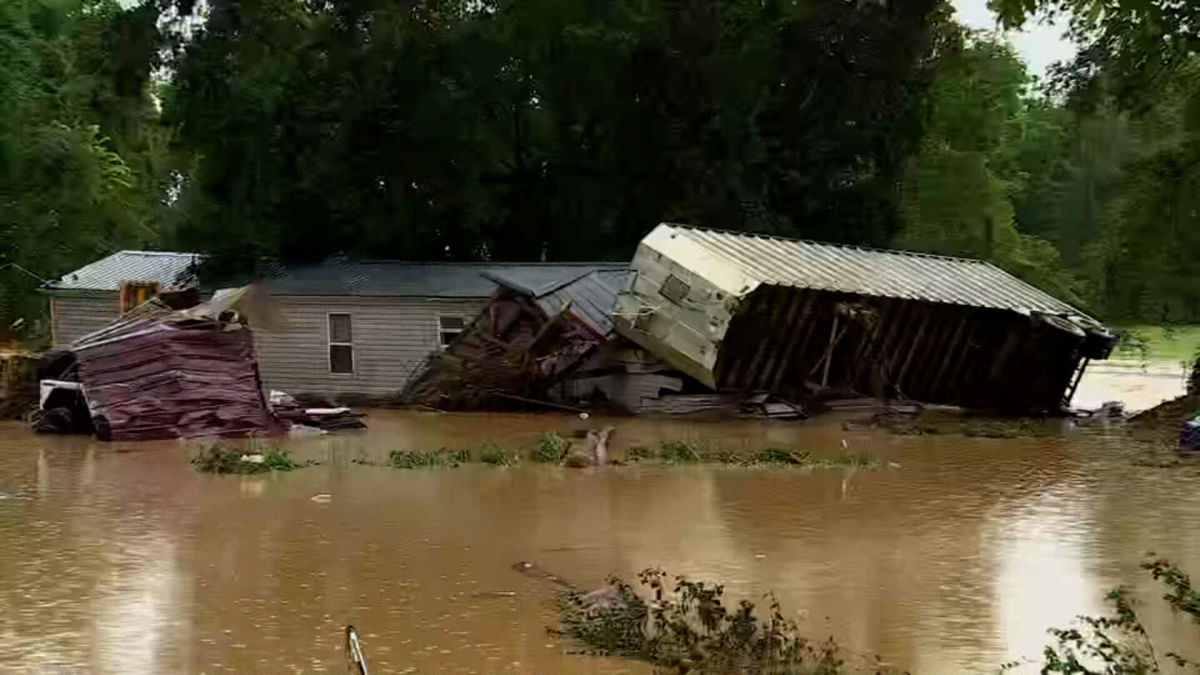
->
[479, 443, 517, 466]
[557, 568, 849, 673]
[531, 432, 567, 463]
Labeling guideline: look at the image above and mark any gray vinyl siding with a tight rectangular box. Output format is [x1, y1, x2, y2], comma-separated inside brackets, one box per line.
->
[50, 294, 120, 348]
[254, 296, 487, 397]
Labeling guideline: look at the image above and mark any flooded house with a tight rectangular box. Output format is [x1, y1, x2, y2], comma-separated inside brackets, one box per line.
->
[45, 253, 624, 402]
[615, 224, 1116, 412]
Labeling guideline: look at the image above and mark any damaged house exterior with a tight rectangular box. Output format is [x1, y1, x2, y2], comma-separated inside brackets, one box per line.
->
[44, 252, 625, 401]
[47, 224, 1110, 414]
[616, 224, 1115, 412]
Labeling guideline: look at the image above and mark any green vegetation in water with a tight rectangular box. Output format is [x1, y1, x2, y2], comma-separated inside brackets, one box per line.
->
[562, 557, 1200, 673]
[633, 441, 879, 469]
[531, 431, 567, 463]
[190, 443, 314, 474]
[557, 568, 854, 674]
[387, 449, 471, 469]
[1116, 326, 1200, 362]
[1008, 555, 1200, 672]
[380, 439, 879, 471]
[478, 443, 518, 466]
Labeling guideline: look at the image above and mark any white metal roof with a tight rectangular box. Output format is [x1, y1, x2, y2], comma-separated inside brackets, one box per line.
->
[45, 250, 202, 292]
[644, 224, 1088, 317]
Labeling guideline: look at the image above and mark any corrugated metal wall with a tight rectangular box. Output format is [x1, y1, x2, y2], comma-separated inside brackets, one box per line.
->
[51, 294, 120, 347]
[254, 296, 488, 398]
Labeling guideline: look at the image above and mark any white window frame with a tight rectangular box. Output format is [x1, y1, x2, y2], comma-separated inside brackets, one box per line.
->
[327, 312, 354, 374]
[437, 315, 466, 350]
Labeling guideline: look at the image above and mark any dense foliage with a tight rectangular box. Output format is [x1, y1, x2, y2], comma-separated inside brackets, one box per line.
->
[0, 0, 168, 336]
[5, 0, 1200, 338]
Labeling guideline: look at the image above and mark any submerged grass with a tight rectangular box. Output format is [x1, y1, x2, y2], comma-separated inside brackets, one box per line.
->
[387, 448, 471, 469]
[479, 443, 519, 466]
[191, 442, 314, 474]
[379, 438, 881, 471]
[631, 441, 880, 469]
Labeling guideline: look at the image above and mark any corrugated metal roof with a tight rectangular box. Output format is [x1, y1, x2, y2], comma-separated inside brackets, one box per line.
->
[534, 268, 632, 336]
[264, 260, 625, 298]
[49, 254, 626, 298]
[646, 224, 1087, 316]
[46, 251, 202, 292]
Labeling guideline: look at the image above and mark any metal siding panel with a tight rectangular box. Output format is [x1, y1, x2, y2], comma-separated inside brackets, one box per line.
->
[52, 294, 121, 347]
[254, 297, 487, 397]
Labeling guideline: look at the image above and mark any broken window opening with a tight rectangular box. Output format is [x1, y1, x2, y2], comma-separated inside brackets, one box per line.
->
[659, 274, 690, 305]
[439, 316, 465, 349]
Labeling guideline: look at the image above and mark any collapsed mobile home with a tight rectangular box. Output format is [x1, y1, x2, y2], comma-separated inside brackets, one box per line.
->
[615, 224, 1114, 412]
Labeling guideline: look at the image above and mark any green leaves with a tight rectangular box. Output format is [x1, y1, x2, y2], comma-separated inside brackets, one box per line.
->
[0, 0, 167, 340]
[160, 0, 949, 268]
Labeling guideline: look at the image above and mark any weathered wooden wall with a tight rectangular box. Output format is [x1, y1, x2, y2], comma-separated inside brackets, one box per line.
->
[716, 286, 1085, 411]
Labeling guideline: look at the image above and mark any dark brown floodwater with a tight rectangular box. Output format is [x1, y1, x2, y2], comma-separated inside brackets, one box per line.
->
[1, 411, 1199, 673]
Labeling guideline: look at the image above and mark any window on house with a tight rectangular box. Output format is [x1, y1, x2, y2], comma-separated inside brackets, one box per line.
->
[439, 316, 465, 349]
[328, 313, 354, 373]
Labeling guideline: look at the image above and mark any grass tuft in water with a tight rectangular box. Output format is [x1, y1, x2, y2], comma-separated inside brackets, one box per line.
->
[658, 440, 705, 462]
[755, 448, 811, 465]
[631, 441, 877, 469]
[388, 448, 469, 469]
[191, 442, 313, 474]
[479, 443, 518, 466]
[531, 432, 567, 463]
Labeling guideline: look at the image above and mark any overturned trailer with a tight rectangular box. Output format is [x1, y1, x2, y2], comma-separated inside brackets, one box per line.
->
[616, 224, 1115, 412]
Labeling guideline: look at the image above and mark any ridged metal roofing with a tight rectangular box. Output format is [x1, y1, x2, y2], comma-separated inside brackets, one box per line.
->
[268, 260, 625, 298]
[648, 224, 1086, 316]
[537, 269, 631, 336]
[485, 266, 631, 335]
[46, 251, 201, 291]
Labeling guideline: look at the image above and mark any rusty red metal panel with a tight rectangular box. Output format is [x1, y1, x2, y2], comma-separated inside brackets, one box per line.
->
[76, 323, 274, 441]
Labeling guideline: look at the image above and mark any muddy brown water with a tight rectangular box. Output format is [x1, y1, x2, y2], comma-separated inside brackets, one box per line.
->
[1, 411, 1199, 673]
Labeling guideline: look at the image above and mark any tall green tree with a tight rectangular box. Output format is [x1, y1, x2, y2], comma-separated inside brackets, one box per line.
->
[161, 0, 951, 267]
[0, 0, 168, 339]
[895, 29, 1081, 304]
